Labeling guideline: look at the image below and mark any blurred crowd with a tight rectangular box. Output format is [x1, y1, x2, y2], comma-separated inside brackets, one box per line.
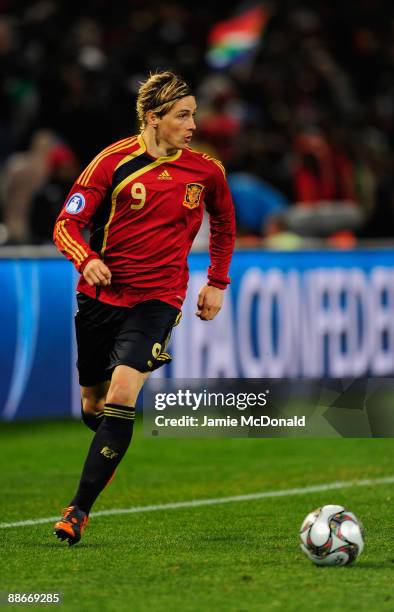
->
[0, 0, 393, 247]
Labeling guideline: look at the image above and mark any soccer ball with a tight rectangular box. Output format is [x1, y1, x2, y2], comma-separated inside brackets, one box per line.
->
[299, 505, 364, 566]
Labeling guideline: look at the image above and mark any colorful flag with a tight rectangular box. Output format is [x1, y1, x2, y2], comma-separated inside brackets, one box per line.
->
[207, 5, 269, 69]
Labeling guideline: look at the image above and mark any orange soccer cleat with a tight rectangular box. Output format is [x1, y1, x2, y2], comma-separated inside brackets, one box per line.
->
[53, 505, 89, 546]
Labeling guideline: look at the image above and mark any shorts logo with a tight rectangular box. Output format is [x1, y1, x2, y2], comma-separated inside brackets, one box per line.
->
[183, 183, 204, 209]
[65, 193, 85, 214]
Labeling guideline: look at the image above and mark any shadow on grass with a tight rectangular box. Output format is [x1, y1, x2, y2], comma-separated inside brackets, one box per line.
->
[308, 560, 394, 570]
[355, 560, 394, 569]
[5, 542, 102, 550]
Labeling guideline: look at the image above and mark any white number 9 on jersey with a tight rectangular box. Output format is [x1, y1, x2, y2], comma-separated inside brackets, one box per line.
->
[130, 182, 146, 210]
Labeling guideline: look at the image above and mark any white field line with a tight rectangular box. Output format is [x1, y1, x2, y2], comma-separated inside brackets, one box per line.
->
[1, 476, 394, 530]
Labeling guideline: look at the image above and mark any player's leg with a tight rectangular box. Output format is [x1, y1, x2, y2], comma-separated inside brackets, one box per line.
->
[54, 299, 180, 545]
[54, 382, 119, 544]
[80, 381, 110, 432]
[54, 366, 148, 544]
[67, 365, 148, 515]
[54, 295, 124, 544]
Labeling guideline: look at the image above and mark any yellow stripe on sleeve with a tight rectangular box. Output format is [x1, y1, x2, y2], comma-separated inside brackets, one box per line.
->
[78, 137, 138, 186]
[59, 220, 89, 259]
[201, 153, 226, 177]
[77, 136, 134, 185]
[55, 224, 84, 265]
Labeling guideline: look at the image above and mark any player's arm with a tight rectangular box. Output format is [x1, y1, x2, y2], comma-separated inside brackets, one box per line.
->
[197, 160, 236, 321]
[53, 159, 111, 286]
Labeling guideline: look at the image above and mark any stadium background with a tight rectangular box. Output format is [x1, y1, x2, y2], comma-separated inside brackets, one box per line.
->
[1, 3, 394, 610]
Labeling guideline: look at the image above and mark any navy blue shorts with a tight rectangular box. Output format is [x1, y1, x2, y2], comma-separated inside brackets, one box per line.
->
[75, 293, 181, 386]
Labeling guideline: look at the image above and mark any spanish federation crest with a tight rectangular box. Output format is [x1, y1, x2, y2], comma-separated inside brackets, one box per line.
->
[183, 183, 204, 209]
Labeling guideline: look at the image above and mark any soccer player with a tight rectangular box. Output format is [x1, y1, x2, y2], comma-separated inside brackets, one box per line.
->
[52, 71, 235, 545]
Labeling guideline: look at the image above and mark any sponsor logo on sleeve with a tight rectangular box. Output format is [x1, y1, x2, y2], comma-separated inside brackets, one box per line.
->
[65, 193, 86, 214]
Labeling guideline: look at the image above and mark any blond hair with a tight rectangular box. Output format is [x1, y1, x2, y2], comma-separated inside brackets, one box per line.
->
[136, 71, 192, 130]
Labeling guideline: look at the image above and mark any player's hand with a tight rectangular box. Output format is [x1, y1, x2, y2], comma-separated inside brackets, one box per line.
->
[196, 284, 224, 321]
[83, 259, 112, 287]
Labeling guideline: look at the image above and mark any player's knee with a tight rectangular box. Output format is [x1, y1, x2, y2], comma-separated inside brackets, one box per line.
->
[106, 375, 144, 405]
[107, 366, 148, 406]
[82, 396, 105, 416]
[106, 382, 136, 406]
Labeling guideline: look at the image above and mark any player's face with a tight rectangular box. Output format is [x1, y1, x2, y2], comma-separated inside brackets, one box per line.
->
[157, 96, 197, 151]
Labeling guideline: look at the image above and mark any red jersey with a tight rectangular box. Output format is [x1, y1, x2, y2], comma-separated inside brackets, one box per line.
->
[54, 134, 235, 309]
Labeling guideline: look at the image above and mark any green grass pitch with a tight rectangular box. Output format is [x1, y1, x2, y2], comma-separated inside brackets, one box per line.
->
[1, 419, 394, 611]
